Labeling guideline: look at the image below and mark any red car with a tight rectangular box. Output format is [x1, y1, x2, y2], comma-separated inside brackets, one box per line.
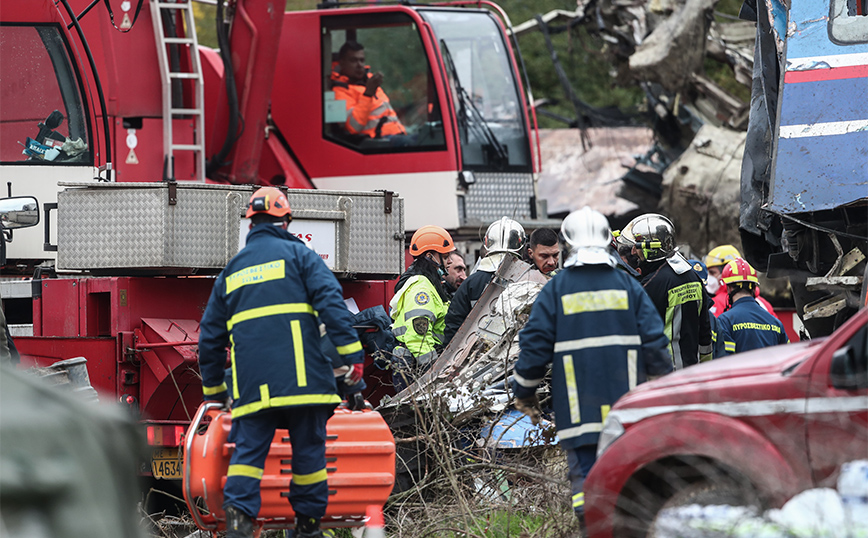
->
[584, 308, 868, 538]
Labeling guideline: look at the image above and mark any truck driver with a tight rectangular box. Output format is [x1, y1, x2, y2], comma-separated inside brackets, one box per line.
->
[329, 41, 408, 141]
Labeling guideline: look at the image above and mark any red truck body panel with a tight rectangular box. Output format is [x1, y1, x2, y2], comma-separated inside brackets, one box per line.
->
[584, 308, 868, 538]
[15, 276, 398, 439]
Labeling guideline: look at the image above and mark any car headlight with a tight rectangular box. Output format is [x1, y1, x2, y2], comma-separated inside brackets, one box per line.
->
[597, 414, 625, 457]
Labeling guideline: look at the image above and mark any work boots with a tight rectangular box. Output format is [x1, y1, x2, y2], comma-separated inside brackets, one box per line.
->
[224, 505, 254, 538]
[292, 514, 324, 538]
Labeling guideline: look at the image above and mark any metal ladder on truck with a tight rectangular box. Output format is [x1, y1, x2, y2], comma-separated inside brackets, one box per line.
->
[151, 0, 205, 182]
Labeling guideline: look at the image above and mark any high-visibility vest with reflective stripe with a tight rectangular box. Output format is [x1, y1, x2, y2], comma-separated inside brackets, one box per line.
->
[330, 70, 406, 138]
[198, 224, 362, 417]
[389, 274, 447, 360]
[515, 265, 672, 448]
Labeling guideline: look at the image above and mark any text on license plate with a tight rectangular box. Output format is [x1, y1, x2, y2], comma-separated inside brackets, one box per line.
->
[151, 447, 183, 480]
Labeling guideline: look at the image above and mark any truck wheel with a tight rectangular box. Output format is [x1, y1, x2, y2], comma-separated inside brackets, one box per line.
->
[648, 479, 760, 537]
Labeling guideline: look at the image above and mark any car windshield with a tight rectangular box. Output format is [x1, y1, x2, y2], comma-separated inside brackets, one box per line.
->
[0, 24, 91, 164]
[420, 9, 531, 172]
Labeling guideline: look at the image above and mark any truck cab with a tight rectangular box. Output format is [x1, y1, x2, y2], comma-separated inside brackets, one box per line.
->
[235, 3, 542, 233]
[0, 9, 104, 264]
[584, 307, 868, 537]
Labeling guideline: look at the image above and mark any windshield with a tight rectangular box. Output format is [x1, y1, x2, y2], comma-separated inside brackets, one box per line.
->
[0, 24, 91, 165]
[420, 9, 531, 172]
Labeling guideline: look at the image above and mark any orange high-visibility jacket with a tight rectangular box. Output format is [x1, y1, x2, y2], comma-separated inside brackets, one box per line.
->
[330, 67, 406, 138]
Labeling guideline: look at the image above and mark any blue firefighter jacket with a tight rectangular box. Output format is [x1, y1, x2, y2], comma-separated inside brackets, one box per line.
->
[513, 264, 672, 448]
[717, 296, 789, 356]
[198, 224, 363, 419]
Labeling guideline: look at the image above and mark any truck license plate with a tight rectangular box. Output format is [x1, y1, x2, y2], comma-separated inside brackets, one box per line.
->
[151, 447, 183, 480]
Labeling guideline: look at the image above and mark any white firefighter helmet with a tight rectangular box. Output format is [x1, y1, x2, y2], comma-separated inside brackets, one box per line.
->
[618, 213, 676, 262]
[482, 217, 526, 256]
[561, 206, 617, 267]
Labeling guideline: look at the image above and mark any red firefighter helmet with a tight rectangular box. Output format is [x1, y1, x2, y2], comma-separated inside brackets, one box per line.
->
[246, 187, 292, 219]
[720, 258, 759, 285]
[409, 225, 455, 256]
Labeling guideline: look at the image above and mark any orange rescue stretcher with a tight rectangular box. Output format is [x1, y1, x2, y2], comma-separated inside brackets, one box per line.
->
[183, 401, 396, 536]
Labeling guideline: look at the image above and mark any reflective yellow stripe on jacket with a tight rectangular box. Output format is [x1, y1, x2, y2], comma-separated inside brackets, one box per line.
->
[231, 384, 341, 419]
[202, 382, 227, 396]
[227, 303, 315, 331]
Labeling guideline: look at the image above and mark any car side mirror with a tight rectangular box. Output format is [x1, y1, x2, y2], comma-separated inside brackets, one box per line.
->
[831, 344, 868, 390]
[0, 196, 40, 231]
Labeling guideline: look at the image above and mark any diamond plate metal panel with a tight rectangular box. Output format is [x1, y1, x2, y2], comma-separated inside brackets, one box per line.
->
[55, 183, 404, 278]
[463, 172, 535, 225]
[282, 189, 404, 278]
[57, 184, 242, 271]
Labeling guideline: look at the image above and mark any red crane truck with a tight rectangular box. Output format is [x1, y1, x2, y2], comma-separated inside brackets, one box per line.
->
[0, 0, 542, 507]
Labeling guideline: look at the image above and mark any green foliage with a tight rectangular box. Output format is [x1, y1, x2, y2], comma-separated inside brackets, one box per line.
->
[715, 0, 745, 20]
[191, 3, 217, 49]
[193, 1, 318, 50]
[703, 57, 751, 103]
[460, 509, 567, 537]
[495, 0, 643, 128]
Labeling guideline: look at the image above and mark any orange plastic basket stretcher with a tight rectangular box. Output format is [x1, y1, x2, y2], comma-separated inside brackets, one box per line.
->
[183, 401, 396, 536]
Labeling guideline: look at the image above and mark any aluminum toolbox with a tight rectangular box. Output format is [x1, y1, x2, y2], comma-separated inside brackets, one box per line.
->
[55, 182, 405, 278]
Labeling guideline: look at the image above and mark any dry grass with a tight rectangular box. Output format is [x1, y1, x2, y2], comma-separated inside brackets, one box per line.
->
[382, 391, 580, 538]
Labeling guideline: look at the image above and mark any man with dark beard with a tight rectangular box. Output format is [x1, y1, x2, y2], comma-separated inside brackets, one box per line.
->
[330, 41, 407, 140]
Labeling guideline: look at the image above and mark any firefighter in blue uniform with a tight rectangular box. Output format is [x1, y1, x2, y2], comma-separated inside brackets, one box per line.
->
[511, 207, 672, 533]
[198, 187, 364, 538]
[717, 258, 789, 355]
[616, 213, 714, 368]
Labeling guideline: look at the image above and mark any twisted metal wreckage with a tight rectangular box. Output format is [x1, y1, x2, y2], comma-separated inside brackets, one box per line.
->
[378, 255, 555, 475]
[515, 0, 765, 254]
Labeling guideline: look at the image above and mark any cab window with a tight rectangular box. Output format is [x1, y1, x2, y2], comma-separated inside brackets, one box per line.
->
[0, 24, 91, 165]
[321, 13, 445, 153]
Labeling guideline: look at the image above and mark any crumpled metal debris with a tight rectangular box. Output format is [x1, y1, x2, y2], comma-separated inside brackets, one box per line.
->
[380, 256, 549, 420]
[517, 0, 755, 131]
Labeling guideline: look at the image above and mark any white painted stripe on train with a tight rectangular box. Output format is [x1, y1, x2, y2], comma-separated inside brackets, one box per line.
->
[787, 52, 868, 71]
[779, 119, 868, 139]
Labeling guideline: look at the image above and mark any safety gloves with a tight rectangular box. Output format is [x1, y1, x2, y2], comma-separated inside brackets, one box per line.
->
[345, 363, 364, 386]
[514, 393, 542, 425]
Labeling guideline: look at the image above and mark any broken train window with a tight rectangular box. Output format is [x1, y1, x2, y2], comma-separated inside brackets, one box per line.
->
[829, 0, 868, 44]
